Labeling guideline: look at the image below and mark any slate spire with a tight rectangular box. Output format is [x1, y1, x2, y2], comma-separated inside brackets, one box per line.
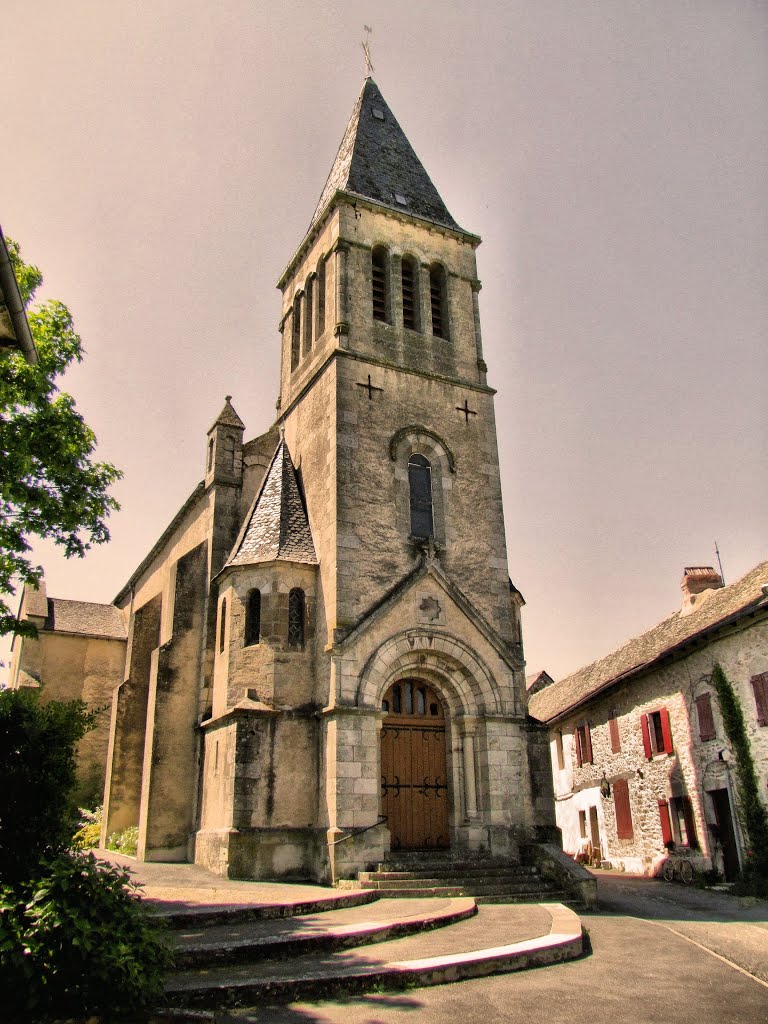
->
[226, 439, 317, 567]
[310, 78, 461, 233]
[209, 395, 245, 432]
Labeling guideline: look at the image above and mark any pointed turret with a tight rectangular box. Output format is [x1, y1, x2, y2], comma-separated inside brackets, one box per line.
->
[226, 439, 317, 567]
[310, 79, 461, 233]
[205, 396, 245, 490]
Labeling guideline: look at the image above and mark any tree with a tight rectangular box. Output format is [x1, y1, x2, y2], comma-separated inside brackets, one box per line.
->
[0, 239, 121, 637]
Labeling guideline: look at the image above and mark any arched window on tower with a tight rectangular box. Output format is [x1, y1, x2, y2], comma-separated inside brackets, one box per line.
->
[245, 589, 261, 646]
[401, 256, 419, 331]
[371, 246, 389, 323]
[291, 294, 302, 369]
[207, 437, 214, 472]
[317, 257, 326, 336]
[408, 454, 434, 539]
[288, 588, 305, 646]
[223, 436, 235, 471]
[304, 276, 314, 356]
[429, 264, 448, 339]
[219, 598, 227, 654]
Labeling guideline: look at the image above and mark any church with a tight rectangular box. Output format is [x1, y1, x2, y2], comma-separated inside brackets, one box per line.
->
[12, 78, 557, 883]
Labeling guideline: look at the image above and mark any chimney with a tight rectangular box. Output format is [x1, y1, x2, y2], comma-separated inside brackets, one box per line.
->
[680, 566, 724, 616]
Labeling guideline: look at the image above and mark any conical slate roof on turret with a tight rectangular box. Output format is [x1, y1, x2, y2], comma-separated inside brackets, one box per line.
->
[310, 78, 461, 233]
[226, 439, 317, 568]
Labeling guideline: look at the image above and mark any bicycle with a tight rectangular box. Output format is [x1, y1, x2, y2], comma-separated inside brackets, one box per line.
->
[662, 854, 695, 884]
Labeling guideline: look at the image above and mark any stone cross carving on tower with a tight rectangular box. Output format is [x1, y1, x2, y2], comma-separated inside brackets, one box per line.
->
[361, 26, 374, 78]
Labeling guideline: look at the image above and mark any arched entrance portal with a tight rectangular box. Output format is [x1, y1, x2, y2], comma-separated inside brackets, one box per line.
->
[381, 679, 450, 851]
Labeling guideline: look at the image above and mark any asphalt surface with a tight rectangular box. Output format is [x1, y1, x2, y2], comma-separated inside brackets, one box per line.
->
[219, 872, 768, 1024]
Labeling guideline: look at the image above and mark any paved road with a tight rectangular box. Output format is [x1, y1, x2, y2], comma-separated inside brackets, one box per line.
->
[224, 874, 768, 1024]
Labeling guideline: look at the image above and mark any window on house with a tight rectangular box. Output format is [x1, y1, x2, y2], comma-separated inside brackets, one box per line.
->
[555, 731, 565, 771]
[245, 589, 261, 646]
[429, 264, 447, 339]
[670, 795, 698, 848]
[578, 809, 587, 838]
[641, 707, 674, 758]
[658, 799, 673, 847]
[304, 276, 314, 355]
[291, 295, 302, 369]
[288, 588, 305, 646]
[695, 692, 716, 741]
[219, 598, 227, 654]
[408, 454, 433, 538]
[372, 246, 388, 322]
[574, 721, 593, 766]
[401, 256, 419, 331]
[317, 257, 326, 336]
[613, 778, 634, 840]
[751, 671, 768, 726]
[608, 712, 621, 753]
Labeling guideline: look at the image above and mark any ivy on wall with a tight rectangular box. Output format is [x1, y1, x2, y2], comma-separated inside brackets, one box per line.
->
[711, 663, 768, 890]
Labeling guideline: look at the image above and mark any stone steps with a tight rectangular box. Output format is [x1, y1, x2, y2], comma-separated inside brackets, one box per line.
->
[172, 895, 477, 968]
[160, 902, 583, 1013]
[356, 856, 560, 903]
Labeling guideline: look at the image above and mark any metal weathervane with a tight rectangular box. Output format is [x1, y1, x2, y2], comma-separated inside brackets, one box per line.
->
[362, 25, 374, 77]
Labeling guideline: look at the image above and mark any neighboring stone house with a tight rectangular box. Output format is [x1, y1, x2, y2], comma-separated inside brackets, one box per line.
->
[9, 577, 127, 805]
[529, 563, 768, 879]
[12, 77, 558, 882]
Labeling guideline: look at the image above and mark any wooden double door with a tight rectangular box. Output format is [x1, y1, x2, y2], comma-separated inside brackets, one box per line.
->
[380, 679, 450, 851]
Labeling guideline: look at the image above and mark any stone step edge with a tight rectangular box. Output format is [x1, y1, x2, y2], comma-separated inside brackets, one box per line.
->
[156, 889, 379, 929]
[359, 886, 557, 899]
[361, 868, 540, 881]
[360, 878, 558, 891]
[159, 904, 583, 1013]
[175, 897, 478, 968]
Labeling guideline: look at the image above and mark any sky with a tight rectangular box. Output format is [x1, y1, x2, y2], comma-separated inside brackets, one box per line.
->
[2, 0, 766, 683]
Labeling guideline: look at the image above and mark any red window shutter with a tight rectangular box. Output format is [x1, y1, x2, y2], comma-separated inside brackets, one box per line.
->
[641, 714, 652, 759]
[658, 799, 673, 846]
[584, 722, 593, 764]
[695, 693, 716, 741]
[682, 796, 698, 848]
[613, 779, 634, 840]
[660, 707, 674, 754]
[575, 727, 583, 767]
[609, 716, 621, 753]
[752, 672, 768, 727]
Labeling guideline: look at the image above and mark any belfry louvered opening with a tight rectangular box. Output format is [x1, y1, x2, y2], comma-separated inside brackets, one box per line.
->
[429, 264, 447, 339]
[401, 256, 418, 331]
[372, 246, 388, 323]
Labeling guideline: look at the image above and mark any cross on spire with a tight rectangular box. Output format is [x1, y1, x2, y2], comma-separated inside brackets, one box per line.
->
[456, 398, 477, 423]
[361, 25, 374, 77]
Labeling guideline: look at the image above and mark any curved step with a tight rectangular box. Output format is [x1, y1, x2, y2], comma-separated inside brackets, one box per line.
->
[158, 888, 378, 929]
[173, 896, 476, 967]
[163, 903, 583, 1010]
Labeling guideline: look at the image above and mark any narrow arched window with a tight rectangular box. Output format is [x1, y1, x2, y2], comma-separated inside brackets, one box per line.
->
[304, 276, 314, 355]
[291, 295, 302, 369]
[401, 256, 419, 331]
[288, 588, 305, 646]
[207, 437, 214, 472]
[219, 598, 227, 654]
[408, 454, 434, 538]
[245, 589, 261, 646]
[429, 264, 447, 339]
[317, 257, 326, 336]
[223, 436, 235, 471]
[372, 246, 388, 323]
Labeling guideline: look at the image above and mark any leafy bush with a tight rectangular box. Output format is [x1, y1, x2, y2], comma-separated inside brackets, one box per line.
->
[107, 825, 139, 857]
[72, 805, 103, 850]
[0, 690, 95, 882]
[0, 851, 172, 1021]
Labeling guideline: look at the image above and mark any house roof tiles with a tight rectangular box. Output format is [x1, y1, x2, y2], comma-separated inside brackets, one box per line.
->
[529, 560, 768, 724]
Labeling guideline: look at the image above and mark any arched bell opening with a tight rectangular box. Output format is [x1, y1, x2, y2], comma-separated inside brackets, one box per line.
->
[380, 678, 451, 852]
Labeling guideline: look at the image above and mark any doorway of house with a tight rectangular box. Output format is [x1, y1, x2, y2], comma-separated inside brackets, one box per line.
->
[709, 788, 740, 881]
[589, 805, 602, 866]
[380, 679, 450, 851]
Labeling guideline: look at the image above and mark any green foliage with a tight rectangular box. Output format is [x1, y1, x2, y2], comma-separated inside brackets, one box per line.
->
[0, 851, 172, 1021]
[711, 663, 768, 890]
[107, 825, 139, 857]
[0, 689, 96, 882]
[0, 238, 121, 638]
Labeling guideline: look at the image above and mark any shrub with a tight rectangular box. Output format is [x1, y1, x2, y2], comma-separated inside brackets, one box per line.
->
[72, 805, 103, 851]
[107, 825, 139, 857]
[0, 851, 172, 1021]
[0, 690, 95, 882]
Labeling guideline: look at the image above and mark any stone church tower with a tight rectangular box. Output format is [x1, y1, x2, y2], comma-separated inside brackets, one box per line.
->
[92, 77, 556, 881]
